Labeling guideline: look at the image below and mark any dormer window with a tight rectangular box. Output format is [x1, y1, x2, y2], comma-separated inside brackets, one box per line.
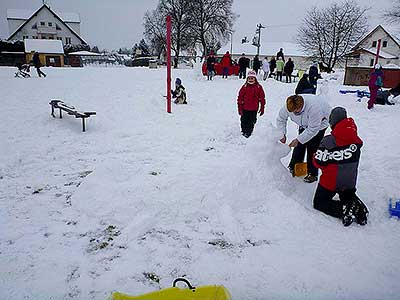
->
[372, 41, 377, 47]
[383, 41, 388, 47]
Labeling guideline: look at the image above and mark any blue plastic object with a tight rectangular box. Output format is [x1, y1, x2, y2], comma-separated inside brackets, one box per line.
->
[339, 90, 370, 98]
[356, 90, 370, 98]
[389, 198, 400, 218]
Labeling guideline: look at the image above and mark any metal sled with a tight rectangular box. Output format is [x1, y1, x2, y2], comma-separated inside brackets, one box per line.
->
[112, 278, 231, 300]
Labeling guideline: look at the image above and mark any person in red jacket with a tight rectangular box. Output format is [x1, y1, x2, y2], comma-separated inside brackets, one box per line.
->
[221, 51, 232, 79]
[237, 70, 265, 138]
[313, 107, 368, 226]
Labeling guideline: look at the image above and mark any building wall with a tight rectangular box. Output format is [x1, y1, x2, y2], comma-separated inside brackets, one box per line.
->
[358, 27, 400, 57]
[344, 66, 400, 88]
[8, 8, 83, 45]
[358, 52, 400, 67]
[26, 52, 64, 67]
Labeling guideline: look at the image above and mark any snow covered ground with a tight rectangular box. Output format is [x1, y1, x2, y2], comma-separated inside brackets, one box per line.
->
[1, 64, 399, 300]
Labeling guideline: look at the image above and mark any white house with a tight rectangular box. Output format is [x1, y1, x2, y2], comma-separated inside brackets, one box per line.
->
[347, 25, 400, 67]
[7, 3, 86, 46]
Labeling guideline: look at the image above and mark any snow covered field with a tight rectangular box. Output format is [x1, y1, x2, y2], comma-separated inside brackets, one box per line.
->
[1, 64, 400, 300]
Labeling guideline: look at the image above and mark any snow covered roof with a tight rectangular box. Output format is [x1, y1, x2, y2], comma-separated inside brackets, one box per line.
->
[24, 39, 64, 54]
[8, 4, 87, 45]
[68, 51, 101, 56]
[386, 27, 400, 45]
[382, 63, 400, 69]
[352, 25, 400, 50]
[360, 48, 398, 59]
[7, 8, 80, 23]
[219, 41, 306, 57]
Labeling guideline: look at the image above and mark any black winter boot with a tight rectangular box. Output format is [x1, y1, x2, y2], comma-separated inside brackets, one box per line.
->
[342, 200, 357, 227]
[353, 196, 369, 225]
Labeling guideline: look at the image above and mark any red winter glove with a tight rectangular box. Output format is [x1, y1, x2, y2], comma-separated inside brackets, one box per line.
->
[238, 105, 243, 116]
[259, 106, 265, 116]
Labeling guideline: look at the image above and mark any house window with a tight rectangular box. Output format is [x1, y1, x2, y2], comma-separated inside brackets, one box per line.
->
[32, 36, 38, 39]
[383, 41, 388, 47]
[49, 36, 54, 39]
[32, 23, 37, 29]
[56, 24, 61, 30]
[370, 59, 374, 66]
[66, 37, 71, 44]
[23, 35, 29, 40]
[56, 37, 62, 40]
[372, 41, 377, 47]
[48, 22, 52, 26]
[40, 21, 45, 26]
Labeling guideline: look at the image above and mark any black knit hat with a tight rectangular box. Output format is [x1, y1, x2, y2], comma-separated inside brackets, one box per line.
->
[329, 107, 347, 128]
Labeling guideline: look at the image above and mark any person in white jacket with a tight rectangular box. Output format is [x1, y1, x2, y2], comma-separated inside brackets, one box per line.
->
[262, 57, 270, 81]
[276, 94, 331, 183]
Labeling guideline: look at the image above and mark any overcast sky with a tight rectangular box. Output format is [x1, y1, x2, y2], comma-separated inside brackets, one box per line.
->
[0, 0, 396, 50]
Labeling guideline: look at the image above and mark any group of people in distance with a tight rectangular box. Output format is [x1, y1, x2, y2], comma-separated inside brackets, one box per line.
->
[236, 69, 369, 227]
[206, 48, 295, 82]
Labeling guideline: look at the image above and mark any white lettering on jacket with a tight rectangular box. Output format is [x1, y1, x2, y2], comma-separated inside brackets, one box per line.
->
[315, 144, 358, 162]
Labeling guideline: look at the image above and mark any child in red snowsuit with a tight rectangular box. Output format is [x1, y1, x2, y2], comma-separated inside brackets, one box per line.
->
[236, 70, 266, 138]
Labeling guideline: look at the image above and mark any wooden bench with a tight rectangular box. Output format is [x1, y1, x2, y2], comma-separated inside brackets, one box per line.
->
[49, 99, 96, 132]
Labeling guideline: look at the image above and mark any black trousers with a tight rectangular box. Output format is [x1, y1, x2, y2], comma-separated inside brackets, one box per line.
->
[240, 110, 257, 137]
[239, 68, 246, 79]
[286, 72, 293, 83]
[289, 127, 326, 176]
[313, 184, 356, 219]
[36, 67, 46, 77]
[276, 71, 283, 81]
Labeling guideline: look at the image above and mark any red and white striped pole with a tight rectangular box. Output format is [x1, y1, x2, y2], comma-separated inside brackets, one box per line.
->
[374, 39, 381, 66]
[166, 15, 172, 113]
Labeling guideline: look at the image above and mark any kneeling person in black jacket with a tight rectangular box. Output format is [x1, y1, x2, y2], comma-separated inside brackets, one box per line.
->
[312, 107, 369, 226]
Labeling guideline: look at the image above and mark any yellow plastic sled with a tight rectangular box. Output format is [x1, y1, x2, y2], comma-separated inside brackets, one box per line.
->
[112, 278, 231, 300]
[294, 162, 308, 177]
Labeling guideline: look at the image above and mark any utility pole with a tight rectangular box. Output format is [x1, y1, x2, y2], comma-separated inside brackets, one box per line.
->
[375, 39, 382, 66]
[254, 23, 265, 56]
[230, 32, 233, 54]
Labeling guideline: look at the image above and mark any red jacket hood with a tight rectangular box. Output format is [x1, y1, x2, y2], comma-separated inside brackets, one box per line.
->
[332, 118, 363, 145]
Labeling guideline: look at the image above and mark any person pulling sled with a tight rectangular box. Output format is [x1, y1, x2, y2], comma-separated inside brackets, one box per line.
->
[15, 63, 31, 78]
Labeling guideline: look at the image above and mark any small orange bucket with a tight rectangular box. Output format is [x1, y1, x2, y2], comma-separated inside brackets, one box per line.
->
[294, 162, 308, 177]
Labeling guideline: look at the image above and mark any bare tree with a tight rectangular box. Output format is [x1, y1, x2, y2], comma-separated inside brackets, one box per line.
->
[297, 1, 369, 70]
[384, 0, 400, 24]
[159, 0, 193, 67]
[188, 0, 236, 57]
[143, 0, 192, 67]
[143, 9, 166, 58]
